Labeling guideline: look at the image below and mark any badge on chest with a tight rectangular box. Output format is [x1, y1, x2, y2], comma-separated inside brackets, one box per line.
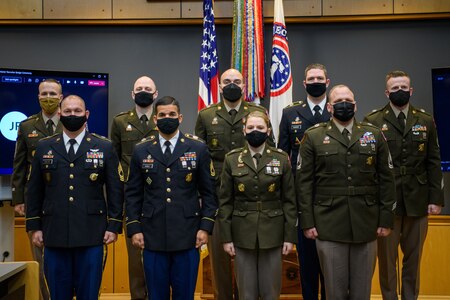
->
[180, 152, 197, 169]
[86, 150, 104, 168]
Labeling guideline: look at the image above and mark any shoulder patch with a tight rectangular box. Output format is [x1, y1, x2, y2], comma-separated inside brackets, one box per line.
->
[359, 121, 379, 129]
[92, 133, 111, 141]
[184, 133, 205, 143]
[136, 135, 156, 145]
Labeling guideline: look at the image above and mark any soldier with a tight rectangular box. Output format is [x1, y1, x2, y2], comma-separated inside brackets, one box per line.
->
[278, 63, 330, 300]
[195, 68, 274, 300]
[126, 96, 217, 300]
[364, 70, 444, 300]
[110, 75, 159, 299]
[26, 95, 123, 299]
[219, 111, 297, 299]
[11, 78, 63, 300]
[297, 85, 396, 299]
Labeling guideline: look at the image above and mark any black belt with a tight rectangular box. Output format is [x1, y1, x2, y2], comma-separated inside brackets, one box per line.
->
[316, 186, 377, 196]
[393, 166, 424, 176]
[235, 201, 281, 211]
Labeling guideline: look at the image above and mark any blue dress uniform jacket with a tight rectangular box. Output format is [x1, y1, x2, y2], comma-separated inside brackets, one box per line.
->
[219, 144, 298, 249]
[278, 100, 331, 170]
[125, 133, 217, 252]
[11, 112, 62, 205]
[364, 104, 444, 215]
[296, 121, 396, 243]
[25, 132, 124, 247]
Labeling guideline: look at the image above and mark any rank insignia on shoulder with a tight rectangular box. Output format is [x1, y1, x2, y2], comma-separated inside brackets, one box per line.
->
[238, 183, 245, 192]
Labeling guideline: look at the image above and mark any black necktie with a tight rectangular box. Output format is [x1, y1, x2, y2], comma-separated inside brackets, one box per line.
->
[164, 140, 172, 161]
[68, 139, 77, 161]
[253, 153, 262, 167]
[313, 105, 321, 121]
[229, 109, 238, 123]
[140, 115, 149, 132]
[342, 128, 350, 144]
[398, 111, 406, 132]
[46, 119, 54, 135]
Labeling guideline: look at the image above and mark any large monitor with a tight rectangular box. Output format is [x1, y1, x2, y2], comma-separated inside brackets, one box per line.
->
[431, 67, 450, 172]
[0, 68, 109, 175]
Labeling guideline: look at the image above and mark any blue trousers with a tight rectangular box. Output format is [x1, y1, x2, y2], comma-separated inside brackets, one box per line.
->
[297, 227, 326, 300]
[143, 248, 199, 300]
[44, 245, 105, 300]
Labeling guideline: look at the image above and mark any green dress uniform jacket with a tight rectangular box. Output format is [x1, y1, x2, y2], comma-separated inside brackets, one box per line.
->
[364, 104, 444, 216]
[25, 132, 124, 247]
[195, 101, 275, 179]
[296, 120, 396, 243]
[11, 112, 62, 205]
[219, 144, 298, 249]
[110, 108, 157, 181]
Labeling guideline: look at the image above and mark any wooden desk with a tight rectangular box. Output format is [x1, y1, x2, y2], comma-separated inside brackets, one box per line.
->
[0, 262, 39, 300]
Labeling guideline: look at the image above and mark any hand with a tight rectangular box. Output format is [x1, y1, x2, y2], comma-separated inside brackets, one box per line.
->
[377, 227, 391, 237]
[14, 204, 25, 216]
[223, 242, 236, 257]
[282, 242, 294, 255]
[31, 230, 44, 248]
[196, 230, 208, 248]
[103, 231, 117, 245]
[132, 233, 145, 249]
[428, 204, 442, 215]
[304, 227, 318, 239]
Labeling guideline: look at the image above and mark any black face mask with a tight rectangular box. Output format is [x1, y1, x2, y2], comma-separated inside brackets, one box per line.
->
[245, 130, 268, 148]
[134, 92, 154, 108]
[389, 90, 410, 107]
[60, 115, 87, 132]
[332, 102, 355, 122]
[306, 83, 327, 97]
[157, 118, 179, 135]
[222, 83, 242, 102]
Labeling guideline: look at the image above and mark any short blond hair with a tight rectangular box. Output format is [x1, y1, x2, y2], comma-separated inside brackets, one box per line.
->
[244, 111, 270, 127]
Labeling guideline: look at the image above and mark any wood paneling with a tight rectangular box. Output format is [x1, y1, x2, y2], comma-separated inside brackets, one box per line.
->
[394, 0, 450, 14]
[323, 0, 393, 16]
[0, 0, 41, 19]
[113, 0, 181, 19]
[43, 0, 111, 19]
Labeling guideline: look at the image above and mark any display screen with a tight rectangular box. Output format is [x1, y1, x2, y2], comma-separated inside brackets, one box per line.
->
[432, 67, 450, 172]
[0, 68, 109, 175]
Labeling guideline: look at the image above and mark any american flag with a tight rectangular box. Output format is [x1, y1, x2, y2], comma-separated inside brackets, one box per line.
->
[269, 0, 292, 142]
[198, 0, 219, 111]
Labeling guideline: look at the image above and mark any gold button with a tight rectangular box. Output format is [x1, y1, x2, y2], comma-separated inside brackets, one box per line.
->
[70, 163, 74, 168]
[166, 198, 171, 203]
[69, 186, 74, 190]
[166, 168, 171, 172]
[167, 188, 171, 193]
[69, 174, 74, 179]
[166, 178, 171, 182]
[69, 197, 74, 202]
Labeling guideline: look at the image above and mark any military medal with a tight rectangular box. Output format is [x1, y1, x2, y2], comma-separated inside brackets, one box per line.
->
[268, 183, 276, 192]
[238, 183, 245, 192]
[89, 173, 98, 181]
[186, 173, 193, 182]
[323, 136, 330, 144]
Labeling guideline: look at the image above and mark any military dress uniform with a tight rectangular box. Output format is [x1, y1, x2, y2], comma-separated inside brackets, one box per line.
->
[296, 120, 396, 299]
[110, 107, 157, 299]
[219, 143, 297, 299]
[364, 104, 444, 300]
[25, 131, 124, 300]
[278, 100, 330, 300]
[11, 111, 62, 300]
[125, 133, 217, 300]
[195, 100, 274, 300]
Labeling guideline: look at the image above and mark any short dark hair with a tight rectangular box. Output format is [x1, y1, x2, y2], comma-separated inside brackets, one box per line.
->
[154, 96, 180, 113]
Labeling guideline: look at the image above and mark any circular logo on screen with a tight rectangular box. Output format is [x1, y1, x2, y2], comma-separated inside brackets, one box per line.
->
[0, 111, 28, 141]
